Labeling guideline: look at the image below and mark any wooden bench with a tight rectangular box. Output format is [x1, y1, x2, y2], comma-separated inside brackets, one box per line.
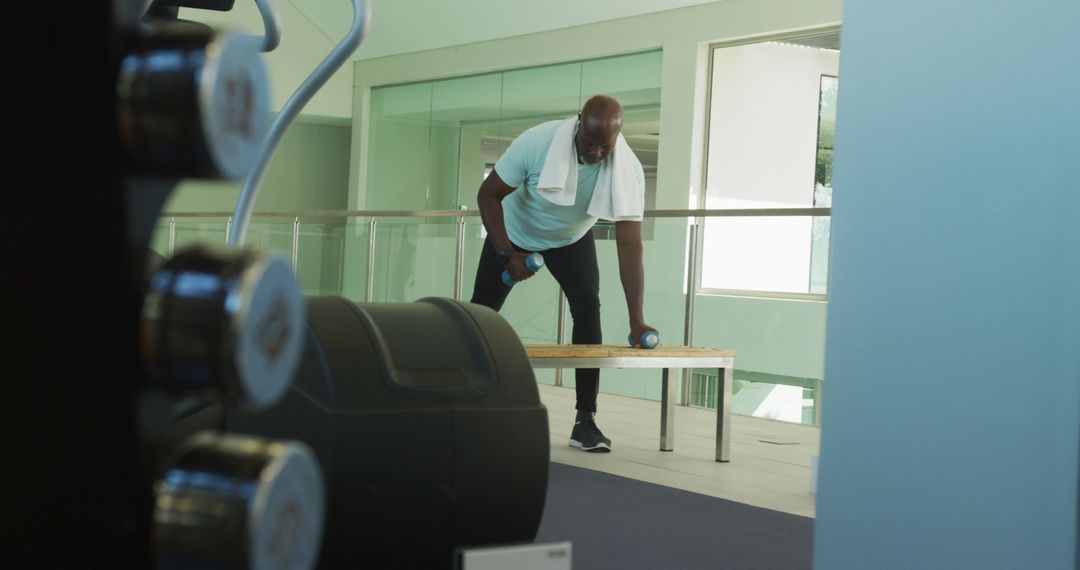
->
[524, 344, 737, 462]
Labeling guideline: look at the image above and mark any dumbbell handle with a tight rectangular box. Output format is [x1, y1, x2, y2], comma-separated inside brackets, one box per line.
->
[502, 252, 545, 287]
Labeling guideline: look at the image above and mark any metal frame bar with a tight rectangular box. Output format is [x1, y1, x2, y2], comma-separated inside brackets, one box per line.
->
[716, 366, 733, 462]
[681, 221, 700, 405]
[159, 207, 830, 219]
[291, 216, 300, 267]
[365, 218, 377, 302]
[555, 288, 567, 387]
[454, 216, 465, 300]
[531, 356, 733, 369]
[167, 217, 176, 256]
[813, 378, 824, 426]
[697, 287, 828, 302]
[661, 367, 680, 451]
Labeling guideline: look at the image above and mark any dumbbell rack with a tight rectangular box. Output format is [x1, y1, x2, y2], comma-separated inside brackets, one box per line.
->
[7, 2, 319, 566]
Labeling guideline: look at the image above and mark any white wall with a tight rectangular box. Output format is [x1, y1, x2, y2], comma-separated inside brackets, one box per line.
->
[181, 0, 353, 119]
[814, 0, 1080, 568]
[708, 42, 839, 208]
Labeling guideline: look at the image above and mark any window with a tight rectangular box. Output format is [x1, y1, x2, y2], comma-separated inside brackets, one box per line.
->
[810, 75, 837, 295]
[700, 35, 839, 297]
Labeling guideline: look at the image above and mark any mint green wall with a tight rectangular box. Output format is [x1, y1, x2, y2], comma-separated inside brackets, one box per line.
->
[163, 121, 351, 213]
[694, 296, 826, 379]
[344, 0, 841, 406]
[366, 83, 432, 210]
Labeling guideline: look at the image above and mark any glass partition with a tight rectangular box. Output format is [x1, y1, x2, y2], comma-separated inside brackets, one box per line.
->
[368, 218, 458, 302]
[690, 214, 827, 426]
[150, 208, 825, 425]
[340, 216, 372, 302]
[244, 220, 293, 260]
[459, 219, 486, 303]
[150, 219, 172, 257]
[173, 217, 228, 251]
[367, 50, 663, 213]
[367, 83, 435, 211]
[703, 39, 839, 299]
[297, 217, 348, 297]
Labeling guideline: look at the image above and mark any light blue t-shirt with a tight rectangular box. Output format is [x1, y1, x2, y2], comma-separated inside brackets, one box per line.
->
[494, 119, 643, 251]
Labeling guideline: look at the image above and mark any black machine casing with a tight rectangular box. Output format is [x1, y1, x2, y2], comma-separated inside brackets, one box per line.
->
[221, 296, 551, 568]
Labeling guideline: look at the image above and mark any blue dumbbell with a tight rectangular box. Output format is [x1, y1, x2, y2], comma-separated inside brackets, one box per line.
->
[502, 252, 545, 287]
[628, 330, 659, 349]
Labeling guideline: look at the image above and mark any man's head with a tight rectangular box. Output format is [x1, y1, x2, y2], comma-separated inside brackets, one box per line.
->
[575, 95, 623, 165]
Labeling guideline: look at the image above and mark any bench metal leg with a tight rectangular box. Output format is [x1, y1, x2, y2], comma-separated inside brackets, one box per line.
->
[660, 367, 679, 451]
[716, 366, 732, 462]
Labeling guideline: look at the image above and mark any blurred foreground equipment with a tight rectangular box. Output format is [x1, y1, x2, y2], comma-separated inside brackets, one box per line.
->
[173, 297, 552, 568]
[6, 2, 316, 566]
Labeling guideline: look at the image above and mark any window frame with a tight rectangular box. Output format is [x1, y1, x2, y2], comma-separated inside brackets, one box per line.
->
[695, 27, 841, 302]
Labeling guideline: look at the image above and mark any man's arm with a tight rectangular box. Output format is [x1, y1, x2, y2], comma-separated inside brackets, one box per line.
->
[477, 170, 535, 281]
[615, 220, 655, 345]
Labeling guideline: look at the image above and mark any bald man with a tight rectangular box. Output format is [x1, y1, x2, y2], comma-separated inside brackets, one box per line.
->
[470, 95, 656, 453]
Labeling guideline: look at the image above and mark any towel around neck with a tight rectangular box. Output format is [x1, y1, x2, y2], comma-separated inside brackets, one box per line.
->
[535, 117, 644, 222]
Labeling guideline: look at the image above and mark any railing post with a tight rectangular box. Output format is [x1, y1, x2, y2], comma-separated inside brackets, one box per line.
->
[454, 216, 465, 300]
[555, 288, 567, 387]
[167, 217, 176, 256]
[365, 218, 377, 302]
[291, 216, 300, 268]
[814, 378, 824, 426]
[225, 216, 232, 245]
[681, 219, 701, 406]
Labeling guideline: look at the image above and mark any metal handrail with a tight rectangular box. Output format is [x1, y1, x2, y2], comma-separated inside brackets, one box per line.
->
[161, 206, 831, 408]
[162, 207, 830, 219]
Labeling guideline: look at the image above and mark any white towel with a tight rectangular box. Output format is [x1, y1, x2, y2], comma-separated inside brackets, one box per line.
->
[536, 117, 643, 221]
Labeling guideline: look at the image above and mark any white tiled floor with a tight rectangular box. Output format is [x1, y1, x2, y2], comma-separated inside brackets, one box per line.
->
[539, 383, 820, 518]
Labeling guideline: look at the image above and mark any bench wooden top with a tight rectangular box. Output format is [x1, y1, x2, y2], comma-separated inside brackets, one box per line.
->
[524, 344, 736, 369]
[525, 344, 736, 358]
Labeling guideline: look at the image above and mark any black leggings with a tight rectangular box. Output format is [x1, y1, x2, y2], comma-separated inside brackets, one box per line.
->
[470, 232, 602, 413]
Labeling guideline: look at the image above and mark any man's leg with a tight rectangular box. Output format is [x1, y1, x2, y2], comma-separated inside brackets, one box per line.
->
[544, 231, 602, 412]
[544, 231, 610, 451]
[470, 237, 514, 311]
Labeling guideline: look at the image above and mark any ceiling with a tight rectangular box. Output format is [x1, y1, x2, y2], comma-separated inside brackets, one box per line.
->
[289, 0, 728, 60]
[776, 31, 841, 51]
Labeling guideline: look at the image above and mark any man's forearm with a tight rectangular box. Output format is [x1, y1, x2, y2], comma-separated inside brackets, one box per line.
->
[617, 241, 645, 325]
[478, 193, 513, 253]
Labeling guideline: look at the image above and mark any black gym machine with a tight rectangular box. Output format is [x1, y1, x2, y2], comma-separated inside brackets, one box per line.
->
[7, 1, 551, 567]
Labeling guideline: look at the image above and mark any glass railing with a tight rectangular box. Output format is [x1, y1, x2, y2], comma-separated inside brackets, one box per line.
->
[153, 207, 829, 426]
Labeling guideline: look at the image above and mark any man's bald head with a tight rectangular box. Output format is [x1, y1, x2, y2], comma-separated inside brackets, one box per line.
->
[575, 95, 624, 164]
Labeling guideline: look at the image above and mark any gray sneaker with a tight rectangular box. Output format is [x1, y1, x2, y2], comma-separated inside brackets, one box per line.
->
[569, 418, 612, 452]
